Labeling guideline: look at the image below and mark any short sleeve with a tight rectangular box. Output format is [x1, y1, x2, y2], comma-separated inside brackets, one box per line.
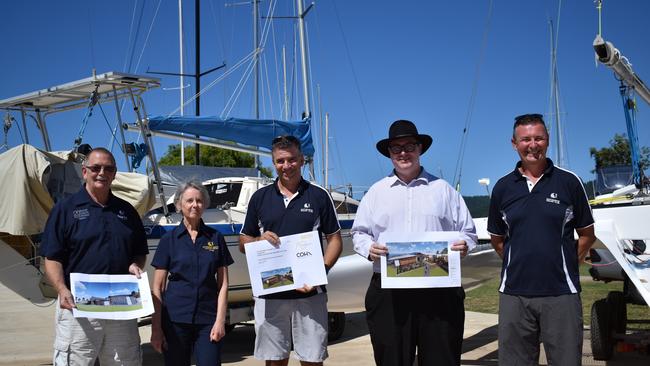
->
[572, 177, 595, 229]
[319, 190, 341, 236]
[487, 183, 506, 236]
[240, 191, 261, 237]
[215, 232, 234, 267]
[151, 234, 171, 269]
[41, 203, 67, 262]
[128, 206, 149, 257]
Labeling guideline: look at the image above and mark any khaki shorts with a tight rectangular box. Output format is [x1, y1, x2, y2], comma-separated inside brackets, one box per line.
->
[53, 300, 142, 366]
[254, 293, 328, 362]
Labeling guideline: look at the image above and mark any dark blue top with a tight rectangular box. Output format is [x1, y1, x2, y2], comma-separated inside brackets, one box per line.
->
[487, 159, 594, 296]
[151, 220, 234, 324]
[42, 187, 149, 287]
[241, 178, 340, 299]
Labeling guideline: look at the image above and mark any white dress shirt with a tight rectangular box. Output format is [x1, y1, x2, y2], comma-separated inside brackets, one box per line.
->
[351, 168, 477, 273]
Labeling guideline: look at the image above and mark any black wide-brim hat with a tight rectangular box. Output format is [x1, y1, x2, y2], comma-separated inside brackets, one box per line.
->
[376, 119, 433, 157]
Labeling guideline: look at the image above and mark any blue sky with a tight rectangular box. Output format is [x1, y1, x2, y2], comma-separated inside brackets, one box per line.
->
[74, 281, 139, 299]
[387, 241, 447, 257]
[1, 1, 649, 196]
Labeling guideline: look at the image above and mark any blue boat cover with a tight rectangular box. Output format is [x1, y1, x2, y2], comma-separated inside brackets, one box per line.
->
[147, 115, 314, 156]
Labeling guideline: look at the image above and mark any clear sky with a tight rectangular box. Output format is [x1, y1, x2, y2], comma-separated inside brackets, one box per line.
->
[74, 281, 139, 299]
[1, 0, 649, 197]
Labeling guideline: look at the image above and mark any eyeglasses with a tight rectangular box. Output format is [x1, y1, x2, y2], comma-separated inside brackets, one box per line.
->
[388, 143, 419, 154]
[85, 165, 117, 174]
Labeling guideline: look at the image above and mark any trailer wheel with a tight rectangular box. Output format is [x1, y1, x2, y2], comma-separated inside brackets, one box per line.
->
[607, 291, 627, 335]
[328, 312, 345, 341]
[591, 298, 614, 360]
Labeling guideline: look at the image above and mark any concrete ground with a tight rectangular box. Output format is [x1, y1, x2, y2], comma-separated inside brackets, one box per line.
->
[1, 282, 648, 366]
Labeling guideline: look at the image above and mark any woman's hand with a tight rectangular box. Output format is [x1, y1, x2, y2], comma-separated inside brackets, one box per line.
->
[210, 320, 226, 343]
[150, 327, 166, 353]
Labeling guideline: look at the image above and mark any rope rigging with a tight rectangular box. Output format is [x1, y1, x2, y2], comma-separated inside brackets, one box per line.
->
[452, 0, 494, 191]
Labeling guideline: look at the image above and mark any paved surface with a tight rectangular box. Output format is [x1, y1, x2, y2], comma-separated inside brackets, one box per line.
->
[1, 281, 648, 366]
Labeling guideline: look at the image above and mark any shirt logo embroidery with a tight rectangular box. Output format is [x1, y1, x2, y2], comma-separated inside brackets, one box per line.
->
[546, 192, 560, 204]
[202, 241, 217, 252]
[300, 203, 314, 213]
[73, 208, 90, 220]
[117, 210, 128, 220]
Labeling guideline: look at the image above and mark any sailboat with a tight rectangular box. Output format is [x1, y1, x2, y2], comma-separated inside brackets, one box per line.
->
[585, 32, 650, 360]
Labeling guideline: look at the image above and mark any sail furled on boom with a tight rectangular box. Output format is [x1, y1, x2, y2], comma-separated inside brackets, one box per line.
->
[147, 115, 315, 157]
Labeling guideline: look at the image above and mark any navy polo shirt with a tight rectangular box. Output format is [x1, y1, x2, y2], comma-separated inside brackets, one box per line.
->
[42, 187, 148, 287]
[151, 220, 234, 324]
[487, 159, 594, 296]
[241, 178, 340, 299]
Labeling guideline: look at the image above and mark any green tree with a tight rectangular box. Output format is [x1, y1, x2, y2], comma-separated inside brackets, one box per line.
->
[589, 133, 650, 171]
[159, 144, 272, 177]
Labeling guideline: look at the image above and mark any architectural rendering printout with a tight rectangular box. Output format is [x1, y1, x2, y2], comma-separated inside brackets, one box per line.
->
[70, 272, 154, 320]
[245, 230, 327, 297]
[379, 231, 461, 289]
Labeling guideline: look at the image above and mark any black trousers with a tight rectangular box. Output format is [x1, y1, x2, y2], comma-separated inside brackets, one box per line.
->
[365, 274, 465, 366]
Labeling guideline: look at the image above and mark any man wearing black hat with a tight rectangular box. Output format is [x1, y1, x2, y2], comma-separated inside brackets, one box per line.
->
[351, 120, 477, 366]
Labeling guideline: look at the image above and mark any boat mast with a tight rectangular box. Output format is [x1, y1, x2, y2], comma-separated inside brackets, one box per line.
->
[296, 0, 315, 179]
[194, 0, 201, 165]
[296, 0, 311, 119]
[254, 0, 261, 176]
[548, 19, 566, 168]
[179, 0, 185, 166]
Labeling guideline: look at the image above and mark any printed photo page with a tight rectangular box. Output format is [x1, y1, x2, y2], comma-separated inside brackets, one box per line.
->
[379, 231, 462, 289]
[245, 230, 328, 297]
[70, 272, 154, 320]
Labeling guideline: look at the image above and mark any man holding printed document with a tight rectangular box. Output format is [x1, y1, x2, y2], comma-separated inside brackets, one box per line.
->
[239, 135, 343, 366]
[352, 120, 477, 366]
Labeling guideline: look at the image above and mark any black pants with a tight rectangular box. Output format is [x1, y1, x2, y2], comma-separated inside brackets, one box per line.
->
[365, 274, 465, 366]
[162, 311, 222, 366]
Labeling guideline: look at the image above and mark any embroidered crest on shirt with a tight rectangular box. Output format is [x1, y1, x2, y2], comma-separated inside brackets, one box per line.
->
[546, 192, 560, 204]
[73, 208, 90, 220]
[117, 210, 128, 220]
[300, 202, 314, 213]
[202, 241, 217, 252]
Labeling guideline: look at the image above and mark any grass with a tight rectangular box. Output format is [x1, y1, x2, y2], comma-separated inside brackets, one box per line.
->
[76, 304, 143, 312]
[263, 279, 294, 289]
[386, 264, 448, 277]
[465, 276, 650, 327]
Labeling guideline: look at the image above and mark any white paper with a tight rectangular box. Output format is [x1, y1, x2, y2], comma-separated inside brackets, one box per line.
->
[379, 231, 462, 289]
[245, 230, 328, 297]
[70, 272, 154, 320]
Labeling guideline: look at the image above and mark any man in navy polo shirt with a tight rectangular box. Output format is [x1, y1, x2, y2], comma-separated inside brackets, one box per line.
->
[42, 147, 148, 366]
[239, 135, 342, 366]
[488, 114, 596, 365]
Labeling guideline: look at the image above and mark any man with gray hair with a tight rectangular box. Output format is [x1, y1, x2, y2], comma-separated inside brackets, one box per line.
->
[42, 147, 148, 365]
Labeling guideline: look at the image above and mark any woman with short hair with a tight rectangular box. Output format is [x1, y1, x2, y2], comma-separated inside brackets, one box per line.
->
[150, 181, 233, 366]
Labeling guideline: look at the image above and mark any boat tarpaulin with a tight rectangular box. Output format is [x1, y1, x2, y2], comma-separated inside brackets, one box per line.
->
[147, 115, 315, 156]
[0, 144, 155, 236]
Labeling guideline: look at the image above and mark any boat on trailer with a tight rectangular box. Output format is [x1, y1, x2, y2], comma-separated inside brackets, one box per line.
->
[586, 33, 650, 360]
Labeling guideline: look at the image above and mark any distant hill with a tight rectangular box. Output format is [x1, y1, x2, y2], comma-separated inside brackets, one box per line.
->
[462, 180, 597, 219]
[462, 195, 490, 218]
